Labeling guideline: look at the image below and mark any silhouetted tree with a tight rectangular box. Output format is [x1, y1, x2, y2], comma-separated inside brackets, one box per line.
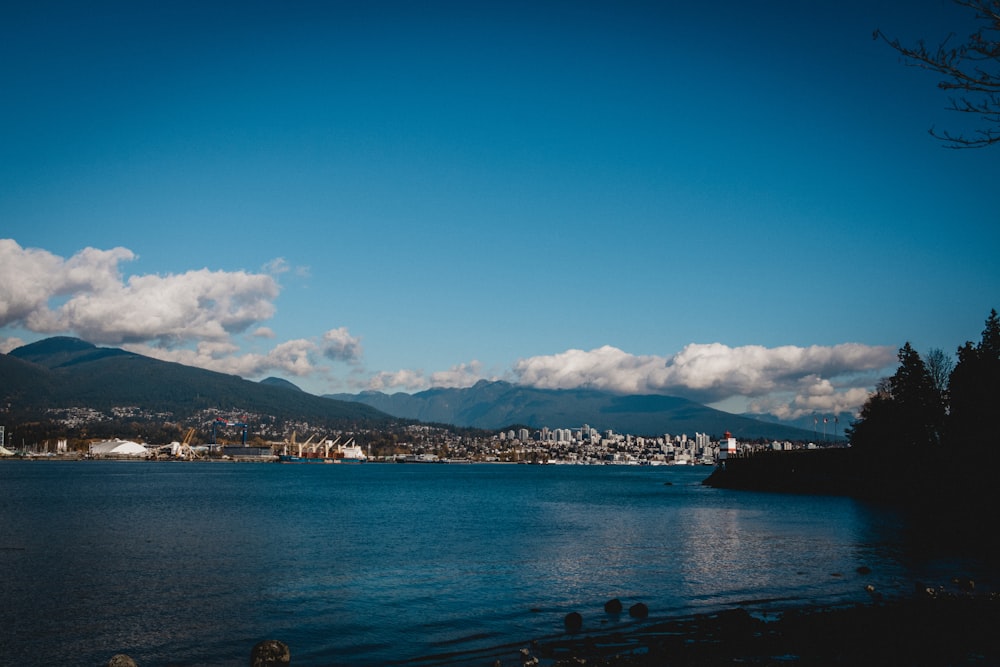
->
[947, 309, 1000, 457]
[847, 377, 897, 461]
[890, 343, 947, 449]
[924, 347, 955, 403]
[849, 344, 944, 499]
[875, 0, 1000, 148]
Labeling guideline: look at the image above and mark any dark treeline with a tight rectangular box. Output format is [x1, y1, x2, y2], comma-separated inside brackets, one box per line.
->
[708, 310, 999, 516]
[847, 309, 999, 507]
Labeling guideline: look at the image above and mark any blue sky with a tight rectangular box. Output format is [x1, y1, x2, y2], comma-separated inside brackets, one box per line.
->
[2, 0, 998, 419]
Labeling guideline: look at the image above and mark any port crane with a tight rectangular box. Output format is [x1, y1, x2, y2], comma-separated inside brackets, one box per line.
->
[211, 417, 248, 446]
[174, 427, 200, 459]
[320, 436, 341, 458]
[158, 427, 206, 459]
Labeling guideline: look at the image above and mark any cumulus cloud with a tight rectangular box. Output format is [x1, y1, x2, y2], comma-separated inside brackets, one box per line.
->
[0, 239, 359, 384]
[0, 239, 279, 346]
[430, 361, 485, 388]
[128, 328, 367, 383]
[63, 269, 278, 345]
[127, 338, 320, 379]
[0, 239, 131, 327]
[322, 327, 363, 362]
[364, 361, 487, 392]
[1, 336, 25, 354]
[367, 368, 429, 392]
[748, 378, 875, 420]
[512, 342, 895, 417]
[513, 346, 666, 394]
[358, 342, 891, 416]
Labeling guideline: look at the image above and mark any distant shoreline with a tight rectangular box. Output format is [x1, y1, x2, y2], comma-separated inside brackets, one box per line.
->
[0, 455, 716, 467]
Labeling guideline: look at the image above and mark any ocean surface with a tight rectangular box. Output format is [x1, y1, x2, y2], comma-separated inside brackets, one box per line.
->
[0, 460, 994, 666]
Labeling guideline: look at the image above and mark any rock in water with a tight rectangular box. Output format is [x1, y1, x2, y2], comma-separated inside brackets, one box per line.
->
[629, 602, 649, 618]
[564, 611, 583, 633]
[107, 655, 138, 667]
[251, 639, 290, 666]
[604, 598, 623, 614]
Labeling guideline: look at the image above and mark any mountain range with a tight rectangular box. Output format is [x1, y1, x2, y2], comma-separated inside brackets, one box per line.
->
[327, 382, 819, 441]
[1, 337, 390, 428]
[3, 337, 819, 441]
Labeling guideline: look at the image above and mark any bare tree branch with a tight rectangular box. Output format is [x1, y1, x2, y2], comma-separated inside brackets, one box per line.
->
[875, 0, 1000, 147]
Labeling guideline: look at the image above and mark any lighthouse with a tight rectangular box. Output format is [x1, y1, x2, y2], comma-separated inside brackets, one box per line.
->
[718, 431, 737, 460]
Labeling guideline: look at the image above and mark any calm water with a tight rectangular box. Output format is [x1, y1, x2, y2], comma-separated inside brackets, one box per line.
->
[0, 461, 993, 666]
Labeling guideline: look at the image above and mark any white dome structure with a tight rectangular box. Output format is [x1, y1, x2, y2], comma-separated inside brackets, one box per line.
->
[89, 439, 150, 458]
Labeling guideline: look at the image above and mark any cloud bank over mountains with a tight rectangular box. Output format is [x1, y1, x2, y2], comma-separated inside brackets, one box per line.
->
[0, 240, 895, 418]
[512, 343, 893, 414]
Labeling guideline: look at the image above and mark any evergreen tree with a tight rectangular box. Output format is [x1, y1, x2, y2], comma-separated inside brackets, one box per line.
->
[947, 309, 1000, 459]
[847, 378, 897, 462]
[889, 342, 946, 451]
[848, 344, 943, 499]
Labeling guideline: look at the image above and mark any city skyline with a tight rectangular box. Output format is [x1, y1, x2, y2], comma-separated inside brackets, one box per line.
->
[2, 1, 998, 420]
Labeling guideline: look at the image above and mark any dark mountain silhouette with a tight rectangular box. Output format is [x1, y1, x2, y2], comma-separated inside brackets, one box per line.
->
[328, 380, 817, 440]
[2, 337, 391, 427]
[259, 377, 304, 392]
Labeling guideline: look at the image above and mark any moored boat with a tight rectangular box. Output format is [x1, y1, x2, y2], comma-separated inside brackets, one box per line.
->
[279, 437, 366, 464]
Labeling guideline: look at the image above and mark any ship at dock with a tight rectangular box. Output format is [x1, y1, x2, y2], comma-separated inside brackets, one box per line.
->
[278, 435, 367, 464]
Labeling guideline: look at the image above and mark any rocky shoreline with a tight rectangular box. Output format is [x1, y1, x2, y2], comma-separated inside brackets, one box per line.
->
[103, 589, 999, 666]
[527, 592, 1000, 666]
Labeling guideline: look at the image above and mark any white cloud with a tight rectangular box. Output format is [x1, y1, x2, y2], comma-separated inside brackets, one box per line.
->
[430, 360, 485, 388]
[262, 257, 290, 275]
[356, 342, 891, 416]
[364, 360, 487, 392]
[513, 346, 666, 394]
[745, 375, 877, 420]
[512, 342, 895, 416]
[266, 339, 320, 376]
[126, 338, 319, 379]
[0, 239, 129, 327]
[63, 269, 278, 345]
[322, 327, 363, 362]
[0, 239, 279, 346]
[0, 239, 350, 383]
[659, 342, 893, 400]
[1, 336, 25, 354]
[367, 368, 429, 392]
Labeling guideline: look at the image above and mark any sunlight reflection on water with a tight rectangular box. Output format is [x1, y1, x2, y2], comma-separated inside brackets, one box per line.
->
[0, 461, 991, 666]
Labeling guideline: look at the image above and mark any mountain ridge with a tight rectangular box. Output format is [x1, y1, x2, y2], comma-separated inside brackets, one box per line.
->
[2, 337, 391, 428]
[327, 381, 819, 440]
[4, 337, 823, 441]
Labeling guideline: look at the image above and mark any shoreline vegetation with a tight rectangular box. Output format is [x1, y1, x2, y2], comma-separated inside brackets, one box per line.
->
[706, 309, 1000, 543]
